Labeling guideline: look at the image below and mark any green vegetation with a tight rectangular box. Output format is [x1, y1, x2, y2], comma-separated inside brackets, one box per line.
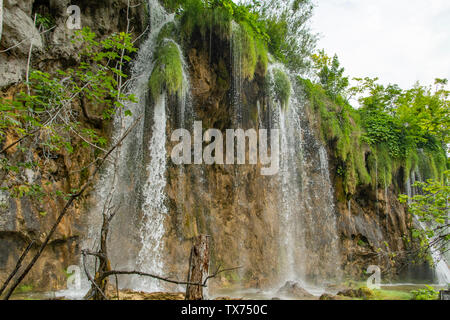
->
[399, 171, 450, 264]
[17, 284, 34, 294]
[161, 0, 317, 78]
[411, 285, 439, 300]
[299, 77, 370, 195]
[0, 27, 137, 204]
[301, 50, 449, 196]
[231, 21, 256, 79]
[250, 0, 317, 72]
[272, 68, 291, 109]
[35, 13, 55, 30]
[148, 40, 184, 99]
[312, 50, 349, 100]
[372, 289, 414, 300]
[173, 0, 270, 78]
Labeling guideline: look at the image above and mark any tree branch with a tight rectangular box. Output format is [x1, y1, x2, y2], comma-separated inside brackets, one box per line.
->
[82, 250, 108, 300]
[0, 240, 35, 297]
[1, 114, 143, 300]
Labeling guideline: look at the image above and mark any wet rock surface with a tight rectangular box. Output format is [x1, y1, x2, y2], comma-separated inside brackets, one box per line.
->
[337, 287, 374, 299]
[276, 281, 315, 299]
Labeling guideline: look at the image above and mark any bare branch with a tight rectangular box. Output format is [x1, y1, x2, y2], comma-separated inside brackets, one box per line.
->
[203, 266, 243, 286]
[0, 26, 56, 53]
[99, 270, 208, 287]
[1, 114, 143, 300]
[0, 241, 35, 297]
[82, 250, 108, 300]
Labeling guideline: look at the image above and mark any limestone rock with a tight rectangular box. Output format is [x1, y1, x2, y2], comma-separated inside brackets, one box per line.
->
[4, 0, 32, 16]
[1, 4, 42, 56]
[0, 3, 42, 87]
[277, 281, 315, 299]
[319, 293, 345, 300]
[337, 287, 374, 299]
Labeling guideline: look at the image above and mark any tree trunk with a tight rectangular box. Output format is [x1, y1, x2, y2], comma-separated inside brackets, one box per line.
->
[185, 235, 210, 300]
[0, 0, 3, 42]
[92, 214, 112, 300]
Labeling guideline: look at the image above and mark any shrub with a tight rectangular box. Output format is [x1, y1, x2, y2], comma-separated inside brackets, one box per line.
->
[272, 69, 291, 109]
[411, 285, 439, 300]
[148, 40, 184, 100]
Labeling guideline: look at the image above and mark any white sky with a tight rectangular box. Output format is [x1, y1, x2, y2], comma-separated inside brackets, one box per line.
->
[310, 0, 450, 88]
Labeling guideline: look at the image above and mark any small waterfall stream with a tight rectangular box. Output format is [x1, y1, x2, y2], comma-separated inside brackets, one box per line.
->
[266, 63, 341, 286]
[82, 0, 191, 292]
[135, 93, 168, 291]
[406, 173, 450, 284]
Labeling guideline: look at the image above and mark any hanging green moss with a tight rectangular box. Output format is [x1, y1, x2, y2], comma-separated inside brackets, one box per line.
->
[255, 38, 269, 74]
[404, 149, 419, 181]
[272, 69, 291, 109]
[174, 0, 268, 79]
[233, 21, 269, 78]
[432, 148, 447, 181]
[148, 40, 184, 100]
[157, 21, 179, 44]
[417, 148, 447, 181]
[367, 144, 395, 188]
[344, 153, 358, 195]
[232, 22, 257, 80]
[178, 0, 233, 41]
[299, 77, 384, 194]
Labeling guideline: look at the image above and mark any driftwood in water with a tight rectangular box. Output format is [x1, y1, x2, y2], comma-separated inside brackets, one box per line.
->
[185, 235, 210, 300]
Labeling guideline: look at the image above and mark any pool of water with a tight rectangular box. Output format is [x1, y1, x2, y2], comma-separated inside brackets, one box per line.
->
[10, 283, 448, 300]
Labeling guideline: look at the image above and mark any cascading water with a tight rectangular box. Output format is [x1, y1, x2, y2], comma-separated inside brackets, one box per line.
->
[82, 0, 191, 293]
[230, 21, 244, 126]
[135, 93, 168, 291]
[266, 63, 341, 286]
[406, 172, 450, 284]
[415, 218, 450, 284]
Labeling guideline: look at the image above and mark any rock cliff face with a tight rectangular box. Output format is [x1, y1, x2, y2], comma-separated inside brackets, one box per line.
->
[162, 38, 282, 289]
[0, 0, 146, 291]
[0, 0, 428, 293]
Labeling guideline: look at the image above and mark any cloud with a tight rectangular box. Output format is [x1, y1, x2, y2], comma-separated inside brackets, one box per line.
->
[311, 0, 450, 88]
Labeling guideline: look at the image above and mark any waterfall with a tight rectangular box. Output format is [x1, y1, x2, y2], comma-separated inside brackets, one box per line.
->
[384, 170, 389, 231]
[407, 170, 450, 284]
[81, 0, 192, 293]
[135, 93, 168, 291]
[415, 219, 450, 284]
[434, 255, 450, 285]
[277, 102, 302, 280]
[406, 176, 412, 206]
[266, 63, 341, 286]
[230, 21, 244, 126]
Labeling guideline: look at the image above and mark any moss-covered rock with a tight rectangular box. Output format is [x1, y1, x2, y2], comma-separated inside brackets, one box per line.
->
[272, 69, 291, 110]
[149, 39, 184, 99]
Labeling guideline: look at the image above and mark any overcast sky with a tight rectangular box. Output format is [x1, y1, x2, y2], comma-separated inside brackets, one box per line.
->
[310, 0, 450, 89]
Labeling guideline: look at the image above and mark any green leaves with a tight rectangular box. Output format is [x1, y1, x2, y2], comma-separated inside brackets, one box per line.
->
[0, 27, 137, 206]
[400, 171, 450, 260]
[411, 285, 439, 300]
[272, 68, 291, 109]
[354, 77, 449, 162]
[312, 50, 349, 101]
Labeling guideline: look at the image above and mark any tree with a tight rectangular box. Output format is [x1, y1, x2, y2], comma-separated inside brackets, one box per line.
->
[399, 171, 450, 264]
[312, 50, 349, 100]
[0, 26, 137, 202]
[244, 0, 318, 72]
[0, 25, 139, 299]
